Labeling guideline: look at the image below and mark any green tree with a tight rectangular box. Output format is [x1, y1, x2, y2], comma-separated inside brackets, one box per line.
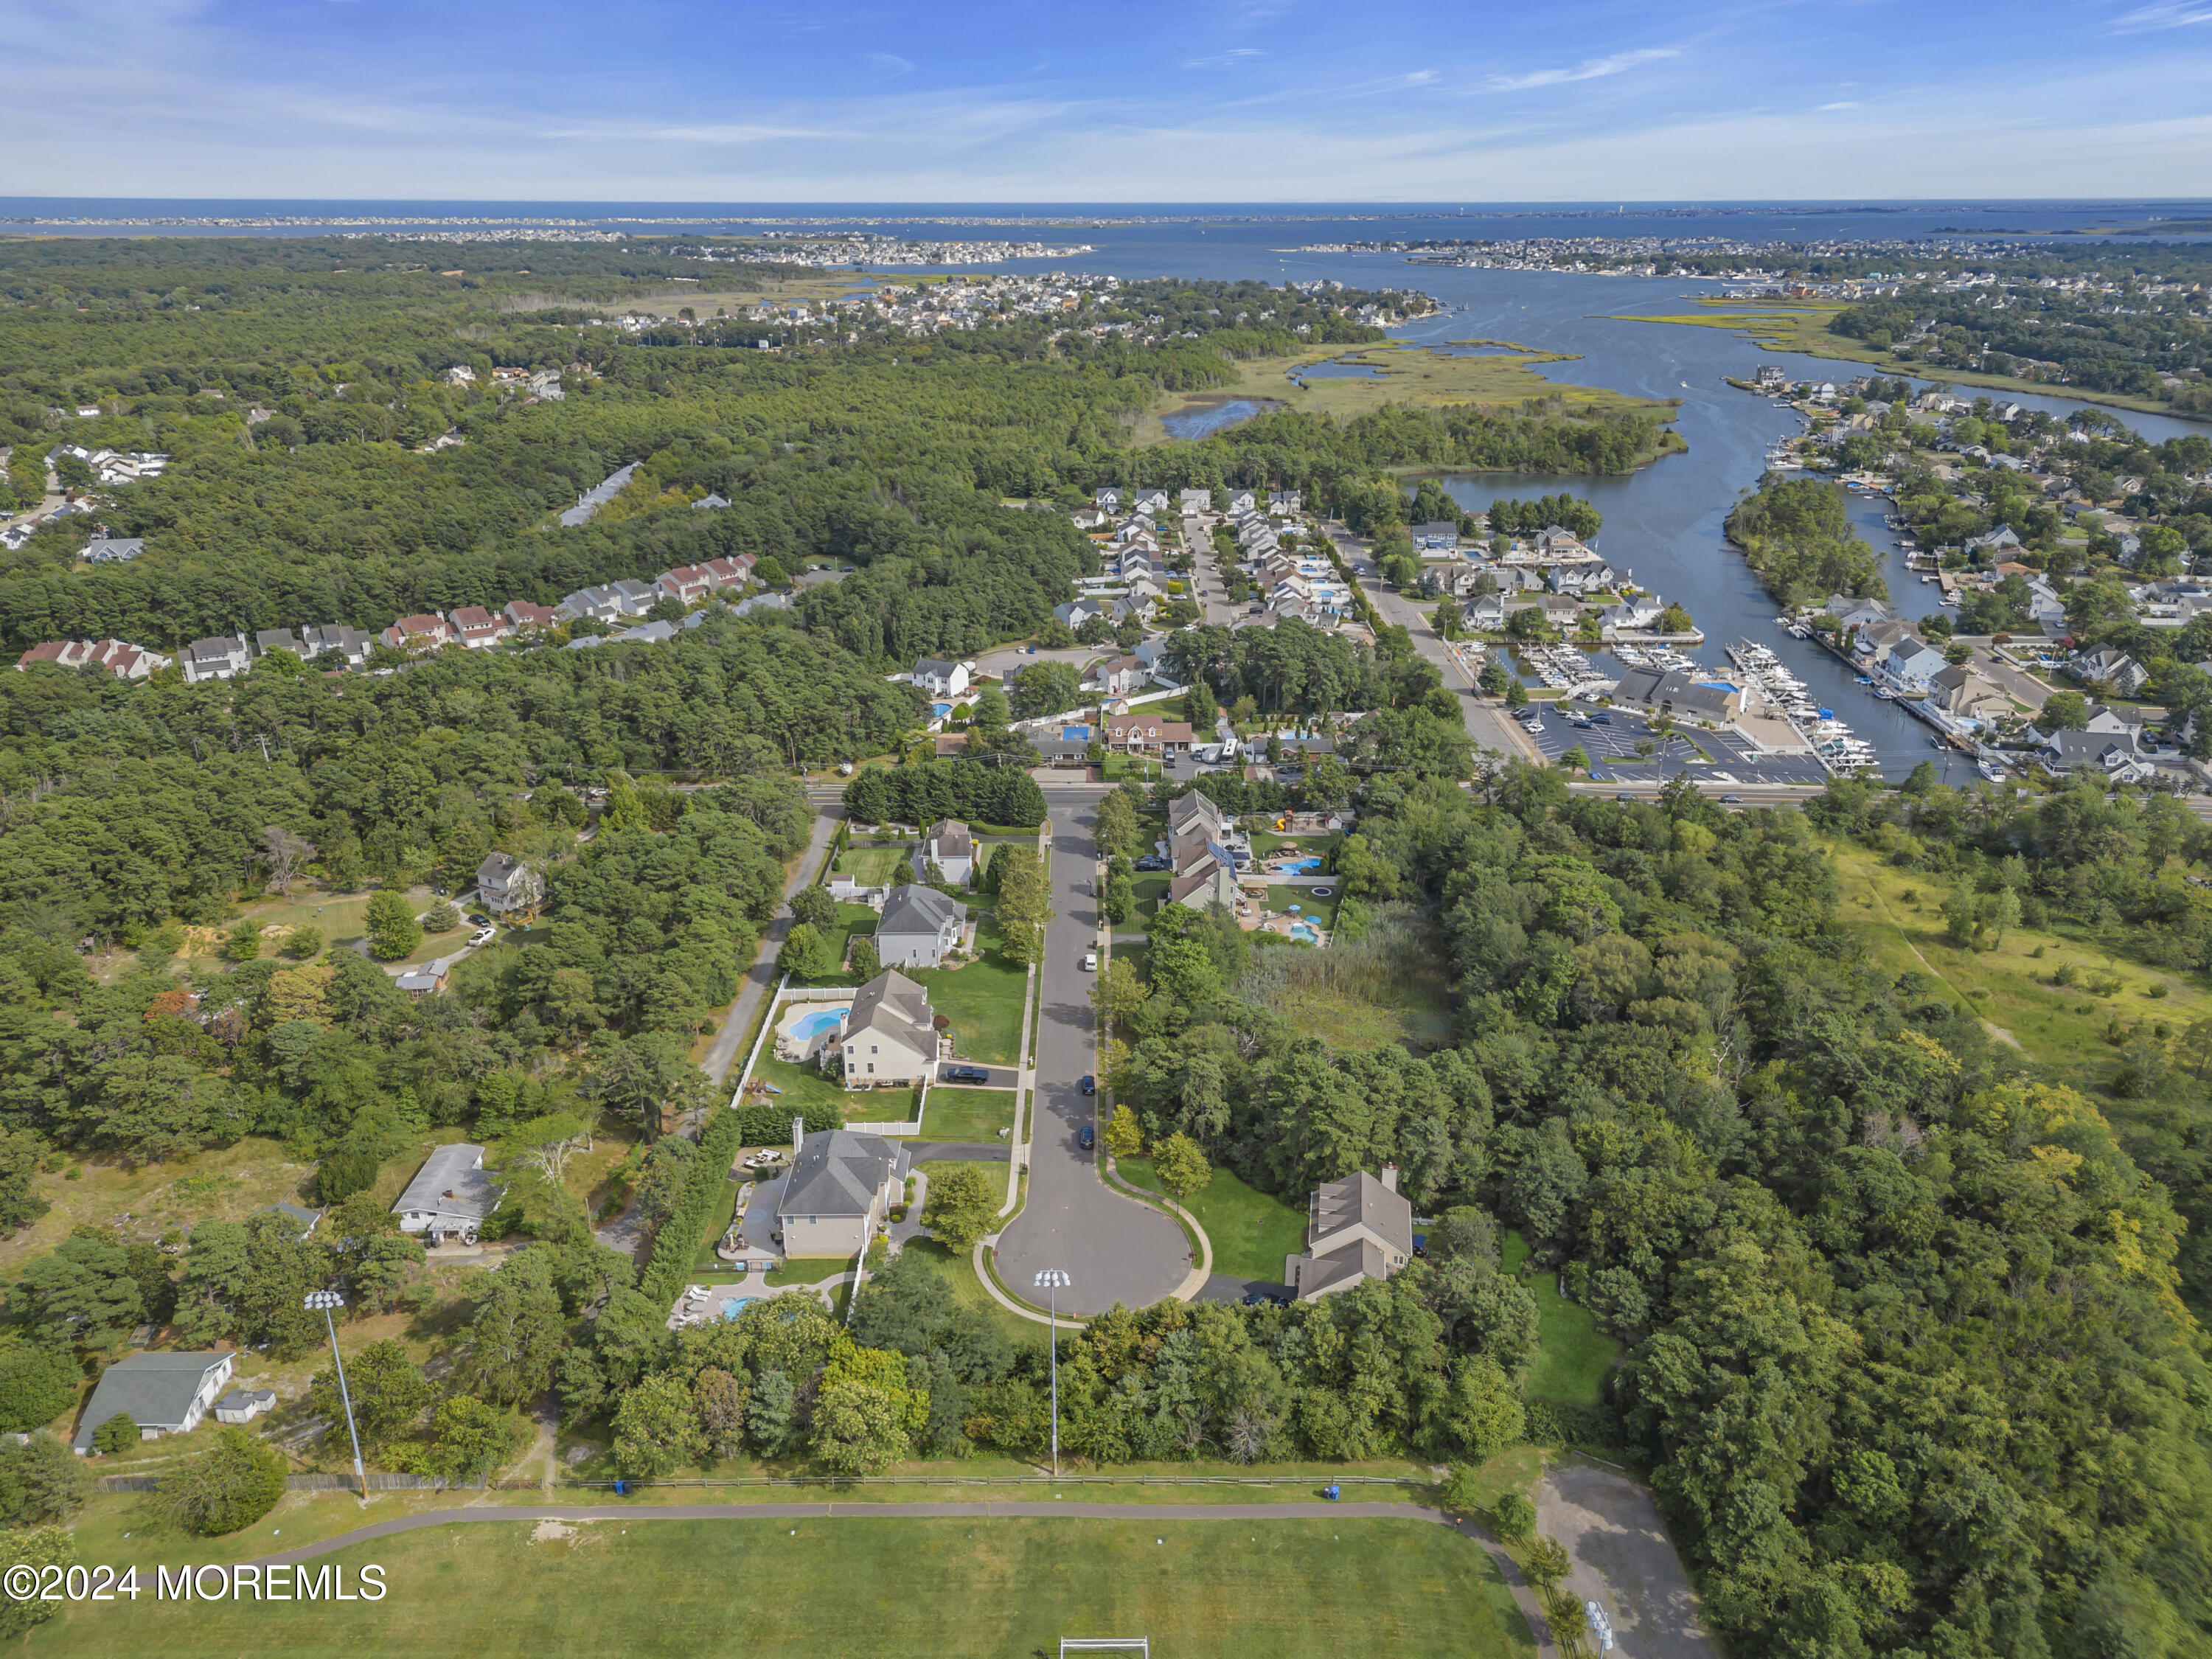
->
[452, 1248, 566, 1405]
[1090, 956, 1149, 1028]
[363, 889, 422, 961]
[308, 1339, 431, 1451]
[2039, 689, 2090, 731]
[922, 1164, 999, 1255]
[1151, 1132, 1211, 1204]
[787, 885, 837, 931]
[422, 900, 462, 933]
[847, 936, 880, 981]
[993, 846, 1054, 965]
[0, 1526, 70, 1642]
[13, 1234, 143, 1350]
[91, 1413, 139, 1455]
[1492, 1491, 1537, 1543]
[1446, 1357, 1526, 1461]
[0, 1346, 80, 1433]
[1523, 1534, 1572, 1593]
[748, 1369, 798, 1455]
[0, 1431, 91, 1523]
[614, 1369, 705, 1478]
[427, 1395, 529, 1478]
[778, 922, 838, 981]
[1010, 661, 1082, 720]
[693, 1366, 750, 1460]
[753, 555, 789, 587]
[157, 1426, 288, 1535]
[1504, 679, 1529, 711]
[1103, 1104, 1144, 1159]
[282, 925, 323, 959]
[222, 919, 264, 961]
[810, 1338, 926, 1475]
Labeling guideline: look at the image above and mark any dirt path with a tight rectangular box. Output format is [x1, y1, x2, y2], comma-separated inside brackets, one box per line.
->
[1538, 1461, 1717, 1659]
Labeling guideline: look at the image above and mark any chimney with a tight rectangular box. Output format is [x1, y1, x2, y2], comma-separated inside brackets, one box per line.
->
[792, 1116, 804, 1158]
[1381, 1164, 1399, 1194]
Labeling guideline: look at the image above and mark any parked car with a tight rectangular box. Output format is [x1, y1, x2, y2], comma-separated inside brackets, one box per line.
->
[469, 927, 495, 947]
[1079, 1074, 1095, 1096]
[1133, 855, 1169, 872]
[1082, 950, 1097, 971]
[1079, 1124, 1096, 1150]
[942, 1064, 990, 1085]
[1590, 712, 1611, 725]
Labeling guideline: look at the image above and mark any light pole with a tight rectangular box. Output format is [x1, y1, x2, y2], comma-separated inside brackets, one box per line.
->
[304, 1290, 368, 1505]
[1033, 1269, 1071, 1478]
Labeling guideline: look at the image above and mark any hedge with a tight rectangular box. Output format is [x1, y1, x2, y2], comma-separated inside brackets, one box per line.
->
[638, 1102, 845, 1306]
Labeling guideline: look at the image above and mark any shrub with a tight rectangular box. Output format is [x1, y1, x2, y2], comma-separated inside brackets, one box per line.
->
[638, 1108, 751, 1309]
[0, 1431, 91, 1522]
[1491, 1491, 1537, 1543]
[157, 1427, 288, 1535]
[91, 1413, 139, 1454]
[0, 1347, 80, 1434]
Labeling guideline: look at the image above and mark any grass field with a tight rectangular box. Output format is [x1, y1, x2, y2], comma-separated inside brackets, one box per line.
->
[1503, 1231, 1618, 1409]
[24, 1514, 1536, 1659]
[1131, 872, 1172, 912]
[1826, 838, 2212, 1097]
[1266, 885, 1339, 929]
[912, 918, 1026, 1065]
[921, 1086, 1015, 1142]
[743, 1056, 855, 1122]
[1135, 341, 1681, 446]
[838, 844, 913, 886]
[1118, 1158, 1307, 1284]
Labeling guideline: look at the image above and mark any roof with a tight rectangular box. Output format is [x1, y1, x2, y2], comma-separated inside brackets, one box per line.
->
[72, 1351, 231, 1449]
[923, 821, 974, 859]
[1310, 1170, 1414, 1259]
[877, 884, 966, 937]
[1169, 791, 1226, 834]
[216, 1388, 276, 1410]
[393, 1144, 499, 1222]
[779, 1129, 908, 1220]
[913, 658, 961, 678]
[846, 968, 936, 1054]
[1297, 1238, 1394, 1297]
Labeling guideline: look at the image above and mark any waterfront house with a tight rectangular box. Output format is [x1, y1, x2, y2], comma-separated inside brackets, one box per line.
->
[1410, 521, 1460, 553]
[1611, 667, 1742, 724]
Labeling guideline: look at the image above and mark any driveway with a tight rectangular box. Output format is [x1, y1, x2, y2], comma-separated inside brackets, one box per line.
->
[992, 789, 1192, 1315]
[1538, 1461, 1717, 1659]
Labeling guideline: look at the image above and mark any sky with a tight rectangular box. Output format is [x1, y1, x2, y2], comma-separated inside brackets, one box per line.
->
[7, 0, 2212, 201]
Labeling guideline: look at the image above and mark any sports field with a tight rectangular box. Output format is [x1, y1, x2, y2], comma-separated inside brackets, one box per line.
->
[26, 1515, 1536, 1659]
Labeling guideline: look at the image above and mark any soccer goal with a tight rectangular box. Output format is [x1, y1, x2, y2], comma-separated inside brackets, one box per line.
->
[1060, 1641, 1150, 1659]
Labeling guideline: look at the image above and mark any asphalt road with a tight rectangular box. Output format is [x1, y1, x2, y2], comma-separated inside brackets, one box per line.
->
[992, 789, 1192, 1315]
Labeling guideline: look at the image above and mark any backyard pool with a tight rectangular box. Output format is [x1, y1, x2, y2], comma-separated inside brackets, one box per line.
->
[720, 1296, 760, 1320]
[788, 1009, 846, 1040]
[1290, 922, 1324, 945]
[1280, 858, 1324, 874]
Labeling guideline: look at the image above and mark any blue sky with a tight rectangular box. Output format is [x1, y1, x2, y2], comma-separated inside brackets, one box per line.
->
[7, 0, 2212, 200]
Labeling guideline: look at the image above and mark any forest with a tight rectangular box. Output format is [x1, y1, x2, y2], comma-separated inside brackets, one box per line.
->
[1724, 476, 1890, 607]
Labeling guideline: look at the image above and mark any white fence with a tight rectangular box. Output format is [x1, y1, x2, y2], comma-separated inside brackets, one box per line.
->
[845, 1120, 923, 1137]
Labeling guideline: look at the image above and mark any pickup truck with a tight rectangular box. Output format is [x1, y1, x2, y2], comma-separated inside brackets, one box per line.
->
[941, 1065, 990, 1085]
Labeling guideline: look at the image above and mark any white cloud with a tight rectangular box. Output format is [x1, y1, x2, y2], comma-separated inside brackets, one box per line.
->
[1483, 48, 1679, 93]
[863, 52, 914, 77]
[1183, 47, 1264, 69]
[2112, 2, 2212, 29]
[1818, 100, 1860, 110]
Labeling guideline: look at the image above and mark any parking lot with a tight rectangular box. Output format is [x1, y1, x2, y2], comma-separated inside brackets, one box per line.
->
[1518, 703, 1830, 787]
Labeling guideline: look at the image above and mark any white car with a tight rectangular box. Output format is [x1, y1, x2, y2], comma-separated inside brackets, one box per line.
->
[1082, 951, 1098, 971]
[470, 927, 496, 946]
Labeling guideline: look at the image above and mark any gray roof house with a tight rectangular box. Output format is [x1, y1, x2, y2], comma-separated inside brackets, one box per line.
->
[838, 968, 939, 1088]
[1286, 1169, 1415, 1301]
[299, 623, 376, 668]
[253, 627, 305, 659]
[475, 850, 543, 917]
[914, 820, 975, 886]
[72, 1351, 234, 1453]
[214, 1387, 276, 1425]
[776, 1124, 911, 1258]
[182, 635, 251, 684]
[392, 1144, 504, 1244]
[83, 537, 146, 563]
[874, 884, 967, 969]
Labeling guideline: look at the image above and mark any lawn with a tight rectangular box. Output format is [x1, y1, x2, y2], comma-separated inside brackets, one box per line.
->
[1131, 872, 1172, 912]
[912, 917, 1027, 1065]
[1266, 885, 1339, 929]
[1118, 1158, 1307, 1284]
[689, 1174, 745, 1268]
[837, 844, 914, 886]
[921, 1086, 1015, 1143]
[1503, 1231, 1619, 1409]
[24, 1515, 1536, 1659]
[1826, 837, 2212, 1100]
[742, 1056, 854, 1124]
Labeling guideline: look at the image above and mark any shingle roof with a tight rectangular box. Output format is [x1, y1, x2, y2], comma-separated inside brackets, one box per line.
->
[877, 885, 966, 937]
[779, 1130, 908, 1220]
[72, 1352, 230, 1450]
[392, 1144, 500, 1222]
[1297, 1238, 1392, 1296]
[845, 968, 936, 1053]
[923, 821, 974, 860]
[1310, 1171, 1414, 1259]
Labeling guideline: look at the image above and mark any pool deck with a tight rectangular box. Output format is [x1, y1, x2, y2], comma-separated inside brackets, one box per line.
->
[773, 1000, 855, 1064]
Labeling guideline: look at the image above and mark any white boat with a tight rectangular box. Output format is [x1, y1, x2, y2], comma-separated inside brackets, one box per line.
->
[1978, 759, 2008, 783]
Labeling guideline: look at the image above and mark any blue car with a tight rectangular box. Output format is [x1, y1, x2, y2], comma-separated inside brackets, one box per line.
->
[1079, 1074, 1096, 1096]
[1079, 1124, 1096, 1150]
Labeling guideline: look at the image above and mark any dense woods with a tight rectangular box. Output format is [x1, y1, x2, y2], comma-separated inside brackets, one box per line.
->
[1725, 475, 1890, 605]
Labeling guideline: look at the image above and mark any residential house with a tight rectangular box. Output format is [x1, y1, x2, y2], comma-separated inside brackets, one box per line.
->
[71, 1351, 235, 1454]
[1132, 487, 1169, 516]
[1284, 1168, 1415, 1301]
[260, 1201, 322, 1240]
[1410, 521, 1460, 553]
[476, 851, 544, 917]
[83, 536, 145, 563]
[214, 1388, 276, 1425]
[838, 968, 940, 1088]
[1169, 788, 1229, 846]
[1873, 635, 1950, 693]
[691, 493, 730, 509]
[182, 635, 251, 684]
[1093, 486, 1123, 513]
[1267, 490, 1302, 515]
[873, 884, 968, 969]
[1754, 364, 1789, 390]
[1826, 594, 1897, 631]
[392, 1144, 504, 1245]
[703, 554, 756, 589]
[1031, 733, 1093, 768]
[253, 627, 304, 659]
[1084, 655, 1150, 698]
[656, 564, 717, 606]
[1462, 592, 1509, 631]
[396, 956, 454, 997]
[2071, 646, 2149, 697]
[1226, 490, 1256, 514]
[1549, 563, 1621, 597]
[1178, 488, 1211, 513]
[1054, 599, 1105, 631]
[1103, 714, 1195, 757]
[448, 606, 511, 650]
[914, 820, 976, 886]
[1168, 863, 1242, 911]
[776, 1124, 911, 1257]
[15, 638, 170, 679]
[1927, 665, 2012, 727]
[1071, 507, 1108, 530]
[911, 658, 973, 700]
[382, 613, 453, 653]
[502, 600, 559, 635]
[298, 623, 375, 668]
[2039, 729, 2151, 779]
[1610, 667, 1743, 724]
[1598, 594, 1665, 637]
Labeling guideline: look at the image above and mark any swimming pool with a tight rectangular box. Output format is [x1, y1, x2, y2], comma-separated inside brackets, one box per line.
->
[721, 1296, 759, 1320]
[1290, 922, 1324, 945]
[788, 1009, 846, 1040]
[1281, 858, 1323, 874]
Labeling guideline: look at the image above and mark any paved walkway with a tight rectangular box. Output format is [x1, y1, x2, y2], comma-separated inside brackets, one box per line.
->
[992, 792, 1191, 1315]
[703, 804, 843, 1084]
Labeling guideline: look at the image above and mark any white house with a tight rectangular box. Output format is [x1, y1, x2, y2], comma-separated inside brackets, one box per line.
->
[911, 658, 973, 700]
[392, 1144, 504, 1245]
[72, 1351, 235, 1454]
[914, 820, 975, 886]
[476, 851, 544, 917]
[874, 884, 967, 968]
[182, 635, 251, 684]
[838, 969, 940, 1088]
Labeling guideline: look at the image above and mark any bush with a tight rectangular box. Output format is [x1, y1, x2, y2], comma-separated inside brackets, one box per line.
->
[157, 1427, 289, 1534]
[222, 920, 264, 961]
[1491, 1491, 1537, 1544]
[0, 1431, 91, 1523]
[0, 1347, 79, 1434]
[91, 1413, 139, 1455]
[423, 901, 462, 933]
[0, 1526, 70, 1641]
[282, 925, 323, 959]
[316, 1138, 383, 1204]
[638, 1109, 751, 1309]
